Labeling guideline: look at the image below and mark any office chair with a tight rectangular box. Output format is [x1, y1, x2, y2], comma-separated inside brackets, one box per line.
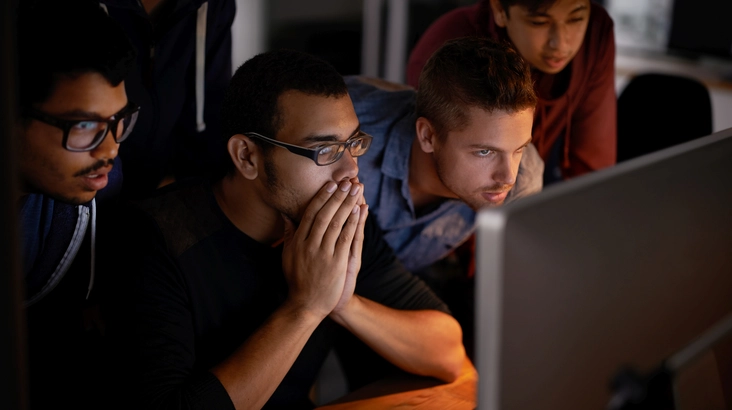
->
[617, 73, 713, 162]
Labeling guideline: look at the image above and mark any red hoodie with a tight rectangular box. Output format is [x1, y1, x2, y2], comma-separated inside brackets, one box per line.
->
[407, 1, 617, 179]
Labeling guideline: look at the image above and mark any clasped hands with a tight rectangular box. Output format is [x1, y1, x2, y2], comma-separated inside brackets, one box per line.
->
[281, 179, 369, 322]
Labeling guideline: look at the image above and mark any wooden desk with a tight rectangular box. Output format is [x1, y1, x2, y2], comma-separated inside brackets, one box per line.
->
[316, 358, 477, 409]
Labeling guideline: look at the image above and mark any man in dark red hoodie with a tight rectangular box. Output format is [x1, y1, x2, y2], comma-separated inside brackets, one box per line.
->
[408, 0, 616, 184]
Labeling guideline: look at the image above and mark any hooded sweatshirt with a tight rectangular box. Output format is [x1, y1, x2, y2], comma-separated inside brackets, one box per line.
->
[99, 0, 235, 199]
[20, 156, 123, 409]
[407, 0, 617, 180]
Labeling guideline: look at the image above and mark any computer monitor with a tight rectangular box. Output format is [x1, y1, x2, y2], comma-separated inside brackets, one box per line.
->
[475, 128, 732, 410]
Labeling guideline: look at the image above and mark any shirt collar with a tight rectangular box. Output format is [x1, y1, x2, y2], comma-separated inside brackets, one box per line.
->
[381, 111, 417, 182]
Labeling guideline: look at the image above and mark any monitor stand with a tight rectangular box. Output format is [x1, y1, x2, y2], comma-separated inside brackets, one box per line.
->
[607, 312, 732, 410]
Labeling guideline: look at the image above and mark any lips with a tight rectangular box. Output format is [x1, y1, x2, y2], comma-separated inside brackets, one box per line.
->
[481, 190, 509, 204]
[80, 166, 112, 191]
[542, 55, 569, 70]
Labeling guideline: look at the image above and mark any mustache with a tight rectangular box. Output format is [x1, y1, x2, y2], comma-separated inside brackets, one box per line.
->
[74, 158, 115, 177]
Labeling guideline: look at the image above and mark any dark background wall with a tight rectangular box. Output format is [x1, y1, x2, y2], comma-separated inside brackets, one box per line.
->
[1, 0, 28, 409]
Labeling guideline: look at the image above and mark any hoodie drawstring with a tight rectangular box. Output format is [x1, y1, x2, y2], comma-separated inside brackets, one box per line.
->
[101, 1, 208, 132]
[195, 2, 208, 132]
[86, 198, 96, 300]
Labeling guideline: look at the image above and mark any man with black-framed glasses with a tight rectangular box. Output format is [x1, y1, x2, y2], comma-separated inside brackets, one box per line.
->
[103, 48, 467, 409]
[244, 130, 373, 166]
[15, 2, 136, 409]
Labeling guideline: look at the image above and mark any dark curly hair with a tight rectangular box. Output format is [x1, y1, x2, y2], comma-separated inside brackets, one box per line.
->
[216, 49, 348, 180]
[16, 0, 137, 112]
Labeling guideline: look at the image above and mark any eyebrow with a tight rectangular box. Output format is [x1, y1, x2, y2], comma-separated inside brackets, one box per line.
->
[51, 105, 129, 121]
[469, 137, 533, 153]
[301, 125, 362, 144]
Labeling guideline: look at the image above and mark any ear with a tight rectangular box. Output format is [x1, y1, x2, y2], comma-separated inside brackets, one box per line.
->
[415, 117, 438, 154]
[227, 134, 259, 180]
[490, 0, 508, 28]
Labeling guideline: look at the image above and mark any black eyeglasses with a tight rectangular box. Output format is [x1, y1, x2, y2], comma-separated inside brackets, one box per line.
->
[25, 102, 140, 152]
[244, 131, 373, 166]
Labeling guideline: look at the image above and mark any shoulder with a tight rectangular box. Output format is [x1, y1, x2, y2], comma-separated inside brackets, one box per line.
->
[424, 4, 483, 35]
[407, 3, 486, 86]
[346, 75, 416, 136]
[124, 178, 224, 257]
[347, 76, 415, 110]
[410, 4, 484, 48]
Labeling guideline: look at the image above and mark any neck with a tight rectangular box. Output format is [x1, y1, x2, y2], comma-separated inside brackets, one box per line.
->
[213, 175, 284, 245]
[408, 137, 453, 210]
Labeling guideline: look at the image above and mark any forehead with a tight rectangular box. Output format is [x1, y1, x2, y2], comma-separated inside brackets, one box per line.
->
[447, 106, 534, 148]
[275, 90, 359, 143]
[513, 0, 589, 15]
[39, 72, 128, 116]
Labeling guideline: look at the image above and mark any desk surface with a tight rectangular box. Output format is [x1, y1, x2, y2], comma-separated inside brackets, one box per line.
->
[316, 358, 477, 409]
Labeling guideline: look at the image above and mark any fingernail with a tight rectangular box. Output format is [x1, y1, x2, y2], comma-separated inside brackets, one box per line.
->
[326, 182, 337, 193]
[340, 181, 352, 192]
[350, 184, 361, 196]
[352, 205, 360, 214]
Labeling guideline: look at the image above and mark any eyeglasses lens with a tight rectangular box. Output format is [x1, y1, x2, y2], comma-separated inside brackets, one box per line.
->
[317, 144, 345, 165]
[118, 111, 139, 142]
[67, 121, 109, 150]
[350, 137, 370, 156]
[66, 111, 138, 150]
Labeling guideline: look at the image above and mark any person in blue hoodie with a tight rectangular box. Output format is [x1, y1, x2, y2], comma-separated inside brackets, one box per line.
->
[99, 0, 236, 199]
[15, 2, 136, 408]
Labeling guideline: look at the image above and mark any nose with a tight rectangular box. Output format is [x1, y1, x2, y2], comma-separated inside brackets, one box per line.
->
[494, 155, 517, 187]
[334, 150, 359, 182]
[90, 128, 119, 161]
[547, 23, 568, 51]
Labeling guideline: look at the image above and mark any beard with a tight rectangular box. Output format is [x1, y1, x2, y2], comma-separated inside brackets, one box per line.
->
[261, 159, 306, 223]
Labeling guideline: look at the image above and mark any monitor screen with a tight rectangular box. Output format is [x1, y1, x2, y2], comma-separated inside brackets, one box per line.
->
[475, 128, 732, 409]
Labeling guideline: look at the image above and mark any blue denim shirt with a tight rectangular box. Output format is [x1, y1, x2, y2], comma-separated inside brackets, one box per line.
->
[347, 76, 544, 272]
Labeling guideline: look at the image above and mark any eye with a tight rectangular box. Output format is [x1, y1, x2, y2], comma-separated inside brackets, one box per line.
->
[475, 149, 495, 158]
[529, 20, 548, 26]
[73, 121, 99, 131]
[318, 145, 336, 155]
[567, 17, 585, 24]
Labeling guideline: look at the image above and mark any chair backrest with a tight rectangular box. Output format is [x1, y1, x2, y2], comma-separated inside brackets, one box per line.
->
[617, 73, 713, 162]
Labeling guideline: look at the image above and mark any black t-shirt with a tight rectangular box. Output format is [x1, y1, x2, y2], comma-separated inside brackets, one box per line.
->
[104, 178, 449, 409]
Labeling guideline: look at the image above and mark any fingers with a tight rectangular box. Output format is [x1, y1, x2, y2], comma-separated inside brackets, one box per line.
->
[318, 182, 363, 250]
[349, 204, 368, 263]
[333, 202, 362, 259]
[297, 181, 339, 242]
[292, 179, 363, 252]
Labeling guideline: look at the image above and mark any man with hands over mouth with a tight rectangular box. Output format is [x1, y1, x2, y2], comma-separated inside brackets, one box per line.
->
[103, 49, 465, 410]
